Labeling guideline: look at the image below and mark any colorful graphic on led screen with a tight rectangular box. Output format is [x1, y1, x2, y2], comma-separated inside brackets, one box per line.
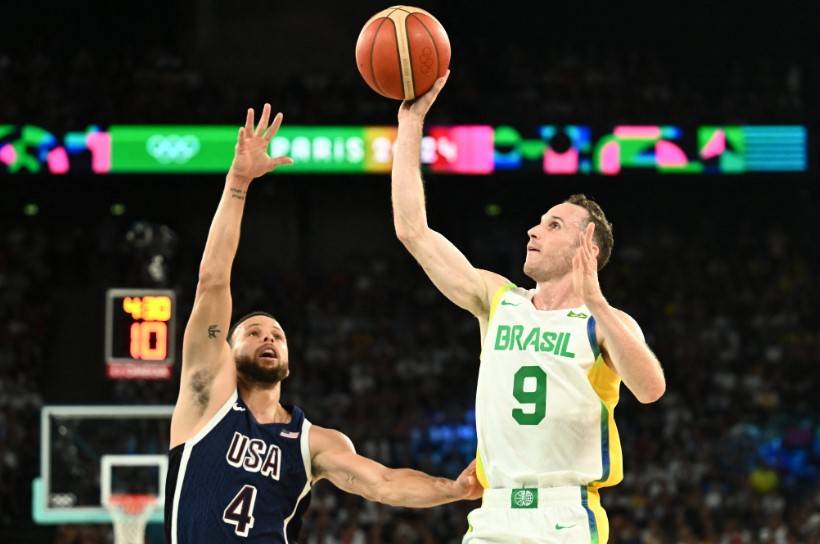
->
[0, 124, 807, 175]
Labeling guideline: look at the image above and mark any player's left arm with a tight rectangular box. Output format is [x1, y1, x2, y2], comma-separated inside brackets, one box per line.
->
[574, 223, 666, 404]
[309, 425, 482, 508]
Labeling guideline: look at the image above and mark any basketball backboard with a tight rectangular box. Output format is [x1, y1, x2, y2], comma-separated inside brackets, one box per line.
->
[33, 405, 173, 524]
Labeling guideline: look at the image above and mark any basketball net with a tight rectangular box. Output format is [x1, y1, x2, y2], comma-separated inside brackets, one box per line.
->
[105, 494, 157, 544]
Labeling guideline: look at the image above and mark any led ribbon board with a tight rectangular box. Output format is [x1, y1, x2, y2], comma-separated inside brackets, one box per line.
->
[0, 124, 807, 175]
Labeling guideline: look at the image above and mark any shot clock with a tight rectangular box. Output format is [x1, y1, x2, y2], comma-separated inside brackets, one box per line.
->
[105, 288, 176, 379]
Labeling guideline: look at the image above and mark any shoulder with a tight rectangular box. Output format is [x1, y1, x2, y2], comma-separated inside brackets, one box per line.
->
[478, 270, 513, 293]
[308, 425, 358, 482]
[309, 425, 355, 457]
[477, 270, 516, 306]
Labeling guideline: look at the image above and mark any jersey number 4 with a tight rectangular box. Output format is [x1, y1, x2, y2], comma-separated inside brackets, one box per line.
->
[512, 365, 547, 425]
[223, 484, 258, 537]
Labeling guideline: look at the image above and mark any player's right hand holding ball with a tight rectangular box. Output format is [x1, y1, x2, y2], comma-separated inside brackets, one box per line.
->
[398, 70, 450, 125]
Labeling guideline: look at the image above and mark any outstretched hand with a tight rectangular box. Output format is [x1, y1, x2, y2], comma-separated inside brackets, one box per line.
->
[230, 103, 294, 182]
[571, 223, 605, 307]
[398, 70, 450, 124]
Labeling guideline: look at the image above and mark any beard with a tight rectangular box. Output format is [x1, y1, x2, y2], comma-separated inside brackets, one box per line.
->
[235, 353, 289, 387]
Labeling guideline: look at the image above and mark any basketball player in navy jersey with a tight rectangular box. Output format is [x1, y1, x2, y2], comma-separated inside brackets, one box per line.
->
[165, 104, 482, 543]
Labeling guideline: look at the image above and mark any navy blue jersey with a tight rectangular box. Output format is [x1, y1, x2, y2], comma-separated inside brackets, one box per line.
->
[165, 392, 312, 543]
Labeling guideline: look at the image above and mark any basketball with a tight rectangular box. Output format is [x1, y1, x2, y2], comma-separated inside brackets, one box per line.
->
[355, 6, 451, 101]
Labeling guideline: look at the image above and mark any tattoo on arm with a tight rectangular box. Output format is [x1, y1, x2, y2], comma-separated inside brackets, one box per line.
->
[230, 188, 246, 201]
[207, 324, 221, 339]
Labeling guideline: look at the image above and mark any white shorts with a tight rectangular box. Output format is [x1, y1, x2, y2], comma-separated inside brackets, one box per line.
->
[463, 486, 609, 544]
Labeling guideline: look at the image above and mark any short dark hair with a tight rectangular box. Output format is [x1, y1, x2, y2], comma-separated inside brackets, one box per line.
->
[227, 311, 279, 345]
[565, 194, 614, 271]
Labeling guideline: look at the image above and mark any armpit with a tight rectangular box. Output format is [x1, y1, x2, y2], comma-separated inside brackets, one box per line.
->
[189, 368, 213, 411]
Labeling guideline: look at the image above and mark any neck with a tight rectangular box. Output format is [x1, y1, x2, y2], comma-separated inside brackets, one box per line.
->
[237, 380, 289, 424]
[531, 274, 583, 311]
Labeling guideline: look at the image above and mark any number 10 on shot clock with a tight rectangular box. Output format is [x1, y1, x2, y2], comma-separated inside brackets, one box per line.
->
[105, 288, 176, 380]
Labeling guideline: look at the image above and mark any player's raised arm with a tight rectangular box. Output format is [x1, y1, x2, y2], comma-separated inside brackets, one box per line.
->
[310, 426, 482, 508]
[392, 72, 507, 319]
[172, 105, 293, 444]
[573, 223, 666, 403]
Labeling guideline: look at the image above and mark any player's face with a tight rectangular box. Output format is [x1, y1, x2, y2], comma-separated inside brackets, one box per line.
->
[523, 202, 589, 282]
[232, 317, 290, 385]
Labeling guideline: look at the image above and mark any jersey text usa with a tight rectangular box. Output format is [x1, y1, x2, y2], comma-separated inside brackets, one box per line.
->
[225, 432, 282, 480]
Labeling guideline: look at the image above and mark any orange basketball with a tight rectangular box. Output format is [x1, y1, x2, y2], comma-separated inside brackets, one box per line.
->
[355, 6, 451, 101]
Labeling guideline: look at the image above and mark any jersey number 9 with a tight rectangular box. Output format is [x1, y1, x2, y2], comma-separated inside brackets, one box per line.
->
[512, 366, 547, 425]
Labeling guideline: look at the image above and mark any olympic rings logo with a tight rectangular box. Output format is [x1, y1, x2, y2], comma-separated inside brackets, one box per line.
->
[49, 493, 77, 507]
[146, 135, 201, 164]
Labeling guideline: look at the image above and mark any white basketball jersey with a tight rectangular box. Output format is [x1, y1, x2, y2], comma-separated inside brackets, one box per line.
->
[475, 284, 623, 490]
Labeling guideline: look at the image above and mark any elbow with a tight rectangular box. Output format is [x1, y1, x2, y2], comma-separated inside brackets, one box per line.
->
[197, 267, 229, 291]
[395, 224, 427, 249]
[394, 226, 412, 245]
[636, 379, 666, 404]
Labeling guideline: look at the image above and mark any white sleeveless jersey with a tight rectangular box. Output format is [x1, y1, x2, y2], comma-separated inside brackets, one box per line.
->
[475, 284, 623, 490]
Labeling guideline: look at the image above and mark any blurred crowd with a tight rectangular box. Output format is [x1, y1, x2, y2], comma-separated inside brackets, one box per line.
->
[0, 227, 50, 533]
[0, 42, 812, 129]
[1, 182, 818, 543]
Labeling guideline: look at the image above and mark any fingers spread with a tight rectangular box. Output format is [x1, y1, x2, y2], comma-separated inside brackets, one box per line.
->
[583, 236, 594, 268]
[270, 156, 294, 169]
[244, 108, 254, 133]
[255, 103, 272, 136]
[589, 225, 598, 249]
[575, 235, 588, 270]
[264, 112, 284, 141]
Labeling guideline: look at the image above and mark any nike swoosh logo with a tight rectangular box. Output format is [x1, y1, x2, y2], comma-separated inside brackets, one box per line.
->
[232, 403, 246, 412]
[500, 301, 520, 306]
[555, 523, 577, 530]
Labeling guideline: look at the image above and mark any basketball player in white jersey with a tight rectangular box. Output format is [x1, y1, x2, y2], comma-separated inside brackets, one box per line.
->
[391, 73, 666, 543]
[167, 103, 482, 543]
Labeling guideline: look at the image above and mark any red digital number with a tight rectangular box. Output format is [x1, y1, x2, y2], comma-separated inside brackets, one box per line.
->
[129, 321, 168, 360]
